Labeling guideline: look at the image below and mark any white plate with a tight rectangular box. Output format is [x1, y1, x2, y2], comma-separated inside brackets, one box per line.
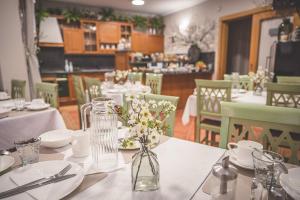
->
[0, 155, 15, 172]
[280, 168, 300, 199]
[0, 160, 84, 200]
[0, 108, 11, 119]
[27, 103, 50, 111]
[226, 149, 254, 170]
[0, 96, 11, 101]
[118, 140, 140, 150]
[40, 129, 73, 148]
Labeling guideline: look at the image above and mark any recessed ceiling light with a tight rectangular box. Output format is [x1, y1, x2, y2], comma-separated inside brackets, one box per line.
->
[132, 0, 145, 6]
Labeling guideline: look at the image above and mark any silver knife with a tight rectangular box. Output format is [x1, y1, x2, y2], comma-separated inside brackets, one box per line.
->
[0, 173, 76, 199]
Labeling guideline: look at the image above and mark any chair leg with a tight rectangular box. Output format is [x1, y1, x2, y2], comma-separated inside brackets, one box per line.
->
[194, 117, 200, 143]
[200, 130, 209, 145]
[210, 131, 218, 147]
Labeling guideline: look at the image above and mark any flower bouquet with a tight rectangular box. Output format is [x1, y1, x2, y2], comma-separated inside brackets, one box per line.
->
[249, 67, 273, 96]
[114, 70, 128, 84]
[119, 94, 176, 191]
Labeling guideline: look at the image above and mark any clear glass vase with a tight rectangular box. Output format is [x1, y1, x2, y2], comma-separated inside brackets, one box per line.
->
[131, 144, 160, 191]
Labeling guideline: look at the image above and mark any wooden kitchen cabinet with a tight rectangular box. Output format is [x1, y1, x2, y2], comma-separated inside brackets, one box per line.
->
[148, 35, 164, 53]
[132, 31, 164, 54]
[97, 22, 120, 44]
[132, 32, 148, 53]
[63, 28, 84, 54]
[115, 51, 131, 70]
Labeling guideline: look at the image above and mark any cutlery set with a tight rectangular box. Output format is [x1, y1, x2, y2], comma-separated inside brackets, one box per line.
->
[0, 164, 74, 199]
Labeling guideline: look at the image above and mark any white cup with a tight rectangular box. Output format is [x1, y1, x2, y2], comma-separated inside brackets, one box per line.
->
[71, 130, 90, 157]
[228, 140, 263, 167]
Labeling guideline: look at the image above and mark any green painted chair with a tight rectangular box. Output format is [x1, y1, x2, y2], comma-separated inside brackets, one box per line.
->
[72, 75, 86, 107]
[265, 82, 300, 108]
[277, 76, 300, 85]
[123, 94, 179, 137]
[195, 79, 232, 145]
[224, 74, 253, 90]
[11, 79, 26, 99]
[127, 72, 143, 83]
[220, 102, 300, 165]
[83, 77, 102, 100]
[145, 73, 163, 95]
[35, 82, 59, 108]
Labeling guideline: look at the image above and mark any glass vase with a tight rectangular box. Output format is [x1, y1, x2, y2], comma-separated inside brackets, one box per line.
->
[253, 84, 263, 96]
[131, 144, 160, 191]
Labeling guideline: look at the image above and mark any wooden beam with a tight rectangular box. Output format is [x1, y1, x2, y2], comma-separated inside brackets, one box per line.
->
[217, 21, 229, 79]
[39, 42, 64, 47]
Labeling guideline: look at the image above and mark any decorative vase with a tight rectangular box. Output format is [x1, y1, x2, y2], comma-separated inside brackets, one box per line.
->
[253, 83, 263, 96]
[278, 18, 293, 42]
[131, 143, 160, 191]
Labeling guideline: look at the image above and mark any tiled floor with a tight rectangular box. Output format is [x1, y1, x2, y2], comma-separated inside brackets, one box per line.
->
[59, 106, 196, 142]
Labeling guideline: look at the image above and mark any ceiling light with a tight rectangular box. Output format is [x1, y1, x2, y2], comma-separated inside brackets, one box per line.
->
[132, 0, 145, 6]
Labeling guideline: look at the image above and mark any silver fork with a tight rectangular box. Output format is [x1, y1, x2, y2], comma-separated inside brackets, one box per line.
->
[17, 164, 72, 187]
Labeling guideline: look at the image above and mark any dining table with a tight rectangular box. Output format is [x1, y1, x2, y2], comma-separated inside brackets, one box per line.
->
[0, 99, 66, 150]
[182, 90, 267, 125]
[0, 130, 297, 200]
[101, 82, 152, 106]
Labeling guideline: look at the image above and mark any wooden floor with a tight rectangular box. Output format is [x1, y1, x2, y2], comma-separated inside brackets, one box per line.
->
[59, 106, 196, 142]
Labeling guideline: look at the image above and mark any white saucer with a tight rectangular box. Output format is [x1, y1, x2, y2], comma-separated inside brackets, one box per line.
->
[118, 139, 140, 150]
[0, 155, 15, 172]
[40, 129, 73, 148]
[280, 168, 300, 200]
[27, 103, 50, 111]
[226, 149, 254, 170]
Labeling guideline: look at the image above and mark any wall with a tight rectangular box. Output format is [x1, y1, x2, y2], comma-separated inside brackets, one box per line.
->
[0, 0, 30, 99]
[164, 0, 257, 78]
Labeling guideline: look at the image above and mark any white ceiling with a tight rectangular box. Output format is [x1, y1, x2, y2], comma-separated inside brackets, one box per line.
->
[52, 0, 207, 15]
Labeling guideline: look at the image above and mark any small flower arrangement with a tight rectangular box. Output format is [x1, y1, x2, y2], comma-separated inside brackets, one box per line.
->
[114, 70, 128, 84]
[119, 94, 176, 146]
[249, 67, 274, 95]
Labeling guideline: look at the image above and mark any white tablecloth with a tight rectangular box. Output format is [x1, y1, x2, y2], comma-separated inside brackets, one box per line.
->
[182, 91, 266, 125]
[102, 83, 151, 106]
[0, 107, 66, 150]
[73, 137, 225, 200]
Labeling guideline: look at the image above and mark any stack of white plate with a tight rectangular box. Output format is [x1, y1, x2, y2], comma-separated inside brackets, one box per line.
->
[40, 129, 73, 148]
[27, 102, 50, 111]
[0, 92, 10, 101]
[280, 168, 300, 199]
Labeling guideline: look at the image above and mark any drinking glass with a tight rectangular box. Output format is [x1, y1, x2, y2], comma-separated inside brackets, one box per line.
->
[104, 72, 115, 89]
[252, 150, 287, 199]
[15, 138, 41, 166]
[14, 98, 25, 111]
[231, 72, 240, 93]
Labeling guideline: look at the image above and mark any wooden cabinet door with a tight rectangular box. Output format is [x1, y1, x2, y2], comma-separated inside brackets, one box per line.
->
[148, 35, 164, 53]
[98, 22, 120, 43]
[63, 28, 84, 54]
[132, 32, 148, 53]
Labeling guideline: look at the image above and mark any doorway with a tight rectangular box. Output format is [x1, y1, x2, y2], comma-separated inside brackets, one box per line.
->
[226, 17, 252, 75]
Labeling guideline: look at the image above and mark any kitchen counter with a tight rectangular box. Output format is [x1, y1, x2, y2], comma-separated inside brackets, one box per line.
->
[40, 68, 114, 75]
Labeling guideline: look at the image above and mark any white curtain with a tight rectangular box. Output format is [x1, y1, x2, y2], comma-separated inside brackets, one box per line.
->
[19, 0, 41, 99]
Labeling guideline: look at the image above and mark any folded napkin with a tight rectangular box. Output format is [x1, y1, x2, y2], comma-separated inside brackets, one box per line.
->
[10, 165, 53, 200]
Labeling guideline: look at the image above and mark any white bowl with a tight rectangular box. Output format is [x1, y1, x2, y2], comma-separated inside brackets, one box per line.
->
[40, 129, 73, 148]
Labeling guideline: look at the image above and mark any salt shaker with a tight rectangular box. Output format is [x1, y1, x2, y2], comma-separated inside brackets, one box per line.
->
[211, 156, 237, 200]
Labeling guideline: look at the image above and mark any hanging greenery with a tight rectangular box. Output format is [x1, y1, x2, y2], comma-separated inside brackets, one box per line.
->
[150, 16, 164, 30]
[62, 8, 81, 24]
[100, 8, 116, 21]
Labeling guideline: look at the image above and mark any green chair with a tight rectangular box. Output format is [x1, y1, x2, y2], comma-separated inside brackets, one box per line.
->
[195, 79, 232, 145]
[123, 94, 179, 137]
[11, 79, 26, 99]
[266, 82, 300, 108]
[220, 102, 300, 165]
[145, 73, 163, 95]
[35, 82, 59, 108]
[224, 74, 253, 90]
[128, 72, 143, 83]
[72, 75, 86, 107]
[83, 77, 102, 100]
[277, 76, 300, 85]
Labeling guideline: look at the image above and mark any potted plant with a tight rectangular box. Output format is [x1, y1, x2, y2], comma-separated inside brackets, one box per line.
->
[149, 16, 164, 35]
[131, 15, 148, 32]
[62, 8, 81, 24]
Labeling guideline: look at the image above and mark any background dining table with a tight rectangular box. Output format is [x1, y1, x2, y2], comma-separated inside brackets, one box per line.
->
[0, 99, 66, 150]
[182, 90, 267, 125]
